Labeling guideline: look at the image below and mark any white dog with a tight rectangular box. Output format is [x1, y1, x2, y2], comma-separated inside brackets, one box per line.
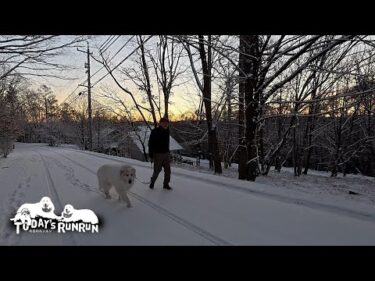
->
[60, 204, 98, 224]
[97, 164, 136, 207]
[11, 196, 59, 221]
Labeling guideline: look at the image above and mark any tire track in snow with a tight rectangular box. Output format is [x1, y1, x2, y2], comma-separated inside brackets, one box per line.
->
[38, 152, 77, 246]
[43, 148, 231, 246]
[127, 191, 231, 245]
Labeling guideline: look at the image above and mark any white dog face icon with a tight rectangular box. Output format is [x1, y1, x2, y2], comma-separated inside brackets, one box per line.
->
[19, 208, 31, 224]
[61, 204, 99, 224]
[120, 166, 136, 186]
[20, 209, 31, 225]
[10, 208, 32, 226]
[40, 197, 54, 213]
[20, 208, 30, 217]
[62, 204, 74, 219]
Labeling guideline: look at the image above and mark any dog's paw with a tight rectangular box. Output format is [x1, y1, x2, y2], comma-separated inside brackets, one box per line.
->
[127, 204, 132, 208]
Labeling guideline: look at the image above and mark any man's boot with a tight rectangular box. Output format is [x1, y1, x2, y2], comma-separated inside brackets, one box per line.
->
[163, 183, 172, 190]
[149, 178, 155, 189]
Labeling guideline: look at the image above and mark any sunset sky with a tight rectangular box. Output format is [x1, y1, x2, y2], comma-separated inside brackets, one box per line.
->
[33, 35, 205, 120]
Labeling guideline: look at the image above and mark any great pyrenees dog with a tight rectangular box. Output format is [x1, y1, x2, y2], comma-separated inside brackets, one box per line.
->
[60, 204, 99, 224]
[11, 196, 59, 221]
[97, 164, 136, 208]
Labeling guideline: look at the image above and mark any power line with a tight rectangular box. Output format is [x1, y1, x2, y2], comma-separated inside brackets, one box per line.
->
[66, 90, 84, 107]
[98, 35, 113, 50]
[62, 37, 122, 108]
[87, 36, 135, 81]
[104, 36, 135, 65]
[61, 37, 112, 106]
[99, 35, 115, 52]
[61, 84, 80, 105]
[100, 35, 120, 54]
[91, 35, 153, 87]
[64, 35, 144, 110]
[100, 35, 115, 51]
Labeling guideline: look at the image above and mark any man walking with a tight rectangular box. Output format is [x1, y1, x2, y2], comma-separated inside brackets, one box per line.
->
[148, 117, 172, 190]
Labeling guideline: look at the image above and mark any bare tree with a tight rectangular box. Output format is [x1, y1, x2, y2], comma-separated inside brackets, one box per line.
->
[236, 35, 357, 181]
[149, 35, 185, 119]
[180, 35, 223, 174]
[0, 35, 85, 81]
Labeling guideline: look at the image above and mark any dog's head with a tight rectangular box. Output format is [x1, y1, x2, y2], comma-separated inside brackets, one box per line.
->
[62, 204, 74, 218]
[20, 208, 30, 217]
[120, 166, 136, 186]
[15, 208, 31, 224]
[40, 197, 54, 213]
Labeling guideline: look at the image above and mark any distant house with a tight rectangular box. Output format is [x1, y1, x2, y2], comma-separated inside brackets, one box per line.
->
[97, 128, 124, 155]
[128, 126, 184, 161]
[100, 125, 184, 162]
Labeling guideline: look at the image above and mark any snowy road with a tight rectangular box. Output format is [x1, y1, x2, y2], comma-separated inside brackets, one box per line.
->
[1, 143, 375, 245]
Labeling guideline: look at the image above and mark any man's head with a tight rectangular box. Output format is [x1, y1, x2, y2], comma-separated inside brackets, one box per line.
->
[159, 117, 169, 129]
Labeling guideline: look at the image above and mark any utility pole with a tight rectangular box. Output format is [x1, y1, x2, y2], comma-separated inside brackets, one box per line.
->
[78, 41, 93, 151]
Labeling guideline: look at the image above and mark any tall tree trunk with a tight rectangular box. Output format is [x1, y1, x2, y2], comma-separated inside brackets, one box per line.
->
[242, 35, 260, 181]
[224, 81, 233, 169]
[331, 106, 342, 177]
[198, 35, 222, 174]
[302, 102, 317, 175]
[238, 39, 247, 180]
[293, 122, 297, 176]
[292, 102, 301, 177]
[275, 91, 283, 173]
[258, 102, 265, 173]
[139, 36, 158, 127]
[164, 98, 169, 119]
[227, 81, 232, 121]
[302, 73, 319, 175]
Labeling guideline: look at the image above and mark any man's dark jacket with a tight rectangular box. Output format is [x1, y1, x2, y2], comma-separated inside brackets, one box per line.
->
[148, 126, 170, 157]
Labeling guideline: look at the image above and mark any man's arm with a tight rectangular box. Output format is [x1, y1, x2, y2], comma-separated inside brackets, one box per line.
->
[166, 127, 170, 152]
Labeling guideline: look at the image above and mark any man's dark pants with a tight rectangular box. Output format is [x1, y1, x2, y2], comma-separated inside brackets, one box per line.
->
[151, 153, 171, 185]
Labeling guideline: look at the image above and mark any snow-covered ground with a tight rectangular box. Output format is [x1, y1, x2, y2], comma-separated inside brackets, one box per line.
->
[1, 142, 375, 245]
[178, 156, 375, 208]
